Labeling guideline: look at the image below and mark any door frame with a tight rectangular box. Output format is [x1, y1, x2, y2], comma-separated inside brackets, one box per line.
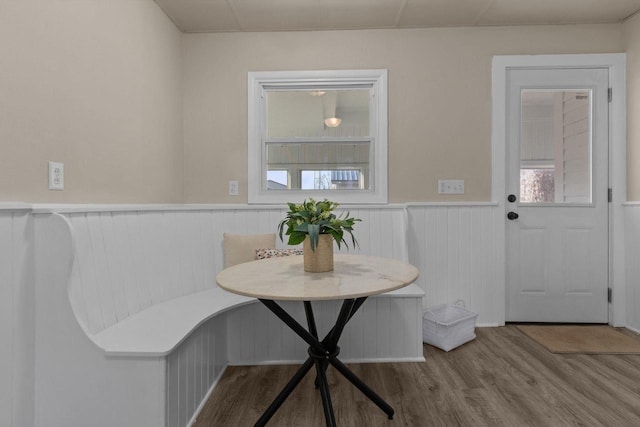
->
[492, 54, 627, 326]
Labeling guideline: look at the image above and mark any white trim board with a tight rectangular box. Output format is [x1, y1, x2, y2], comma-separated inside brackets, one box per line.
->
[492, 53, 627, 327]
[0, 202, 31, 212]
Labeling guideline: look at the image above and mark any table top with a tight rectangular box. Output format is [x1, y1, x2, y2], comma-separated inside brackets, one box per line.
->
[216, 254, 419, 301]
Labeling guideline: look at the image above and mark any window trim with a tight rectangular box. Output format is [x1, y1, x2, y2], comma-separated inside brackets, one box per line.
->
[248, 69, 388, 204]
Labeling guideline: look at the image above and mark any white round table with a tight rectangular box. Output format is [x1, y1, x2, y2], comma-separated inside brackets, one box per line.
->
[217, 253, 419, 300]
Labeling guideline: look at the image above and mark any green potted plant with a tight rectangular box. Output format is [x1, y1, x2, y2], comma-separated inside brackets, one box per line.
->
[277, 198, 360, 272]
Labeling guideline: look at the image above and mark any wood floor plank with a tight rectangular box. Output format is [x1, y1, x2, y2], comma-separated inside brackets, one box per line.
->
[193, 326, 640, 426]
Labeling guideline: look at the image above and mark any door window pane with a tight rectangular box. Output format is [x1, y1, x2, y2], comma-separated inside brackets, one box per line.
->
[520, 90, 592, 204]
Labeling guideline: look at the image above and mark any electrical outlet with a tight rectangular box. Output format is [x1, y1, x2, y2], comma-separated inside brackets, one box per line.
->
[48, 161, 64, 190]
[438, 179, 464, 195]
[228, 180, 239, 196]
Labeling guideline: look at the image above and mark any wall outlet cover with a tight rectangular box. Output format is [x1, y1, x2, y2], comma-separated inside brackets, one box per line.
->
[438, 179, 464, 195]
[228, 180, 239, 196]
[48, 161, 64, 190]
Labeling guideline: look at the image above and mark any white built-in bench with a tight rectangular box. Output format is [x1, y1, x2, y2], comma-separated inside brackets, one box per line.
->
[90, 287, 254, 356]
[33, 207, 424, 427]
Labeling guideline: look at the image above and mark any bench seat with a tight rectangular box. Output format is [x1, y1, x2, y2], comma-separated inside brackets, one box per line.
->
[91, 283, 423, 357]
[378, 282, 424, 298]
[91, 287, 255, 357]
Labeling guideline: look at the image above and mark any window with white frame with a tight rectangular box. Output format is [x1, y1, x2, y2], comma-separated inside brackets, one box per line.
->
[248, 70, 388, 204]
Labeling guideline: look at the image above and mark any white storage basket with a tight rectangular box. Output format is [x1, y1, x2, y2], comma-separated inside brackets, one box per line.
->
[422, 301, 478, 352]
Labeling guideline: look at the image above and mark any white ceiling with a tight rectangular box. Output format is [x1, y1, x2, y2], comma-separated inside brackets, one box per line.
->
[154, 0, 640, 33]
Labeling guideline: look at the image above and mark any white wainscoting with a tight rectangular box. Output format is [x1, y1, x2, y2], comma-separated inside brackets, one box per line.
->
[0, 208, 33, 427]
[407, 204, 504, 326]
[4, 202, 507, 427]
[167, 314, 228, 427]
[624, 205, 640, 332]
[8, 201, 640, 427]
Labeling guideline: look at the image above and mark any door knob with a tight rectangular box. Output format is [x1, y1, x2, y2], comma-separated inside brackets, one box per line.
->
[507, 211, 519, 220]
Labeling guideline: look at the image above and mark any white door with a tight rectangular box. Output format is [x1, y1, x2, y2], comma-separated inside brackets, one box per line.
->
[506, 68, 609, 323]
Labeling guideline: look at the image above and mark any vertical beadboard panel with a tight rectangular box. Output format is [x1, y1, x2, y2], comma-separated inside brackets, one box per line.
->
[446, 208, 461, 302]
[180, 211, 209, 295]
[101, 213, 131, 323]
[150, 212, 176, 303]
[227, 296, 424, 366]
[208, 211, 225, 275]
[344, 299, 365, 360]
[227, 302, 308, 364]
[166, 313, 228, 427]
[192, 212, 210, 292]
[111, 212, 139, 318]
[166, 346, 180, 427]
[214, 314, 227, 378]
[252, 301, 270, 361]
[0, 211, 34, 427]
[388, 298, 406, 359]
[362, 298, 379, 357]
[69, 214, 103, 333]
[0, 214, 14, 427]
[123, 212, 150, 313]
[87, 213, 118, 330]
[339, 207, 407, 260]
[458, 208, 472, 306]
[197, 212, 216, 293]
[407, 205, 502, 326]
[625, 206, 640, 332]
[374, 298, 391, 358]
[178, 212, 195, 292]
[130, 212, 156, 306]
[13, 212, 34, 427]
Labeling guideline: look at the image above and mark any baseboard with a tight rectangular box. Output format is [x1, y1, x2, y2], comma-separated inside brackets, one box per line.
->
[626, 325, 640, 335]
[340, 356, 426, 363]
[229, 356, 426, 366]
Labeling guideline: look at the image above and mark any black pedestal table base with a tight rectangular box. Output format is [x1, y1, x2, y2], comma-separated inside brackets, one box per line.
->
[254, 297, 394, 427]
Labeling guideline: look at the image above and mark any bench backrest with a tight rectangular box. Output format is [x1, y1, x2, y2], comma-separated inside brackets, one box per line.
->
[63, 207, 408, 335]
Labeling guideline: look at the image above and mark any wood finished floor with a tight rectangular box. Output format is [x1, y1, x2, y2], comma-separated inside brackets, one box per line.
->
[193, 326, 640, 426]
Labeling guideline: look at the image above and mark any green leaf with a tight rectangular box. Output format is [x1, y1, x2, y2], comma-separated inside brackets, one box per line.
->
[307, 224, 320, 251]
[288, 231, 307, 246]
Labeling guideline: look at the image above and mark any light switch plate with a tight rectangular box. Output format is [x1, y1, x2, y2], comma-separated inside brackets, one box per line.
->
[48, 161, 64, 190]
